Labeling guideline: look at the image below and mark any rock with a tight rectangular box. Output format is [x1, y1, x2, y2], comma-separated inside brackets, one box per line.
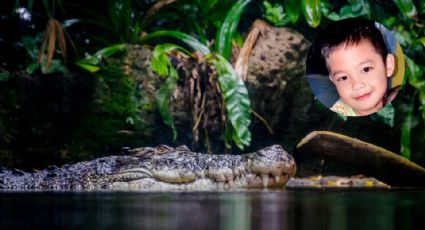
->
[245, 20, 311, 131]
[294, 131, 425, 187]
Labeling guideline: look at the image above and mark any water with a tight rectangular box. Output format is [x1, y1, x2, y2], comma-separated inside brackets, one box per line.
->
[1, 189, 424, 230]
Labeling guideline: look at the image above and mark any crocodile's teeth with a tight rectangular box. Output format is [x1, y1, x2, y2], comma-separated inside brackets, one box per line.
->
[262, 175, 269, 188]
[218, 182, 224, 190]
[224, 183, 229, 190]
[228, 180, 234, 188]
[247, 159, 252, 173]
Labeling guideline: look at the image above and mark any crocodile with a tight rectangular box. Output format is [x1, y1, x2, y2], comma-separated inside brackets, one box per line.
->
[0, 145, 296, 191]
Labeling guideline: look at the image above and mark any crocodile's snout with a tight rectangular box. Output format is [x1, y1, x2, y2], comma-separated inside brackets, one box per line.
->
[246, 145, 297, 188]
[109, 144, 296, 190]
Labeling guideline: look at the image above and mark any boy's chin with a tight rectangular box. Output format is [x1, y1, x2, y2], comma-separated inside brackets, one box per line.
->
[345, 100, 382, 116]
[352, 105, 382, 116]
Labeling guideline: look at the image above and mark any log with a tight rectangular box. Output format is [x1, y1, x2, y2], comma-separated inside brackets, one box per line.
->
[294, 131, 425, 187]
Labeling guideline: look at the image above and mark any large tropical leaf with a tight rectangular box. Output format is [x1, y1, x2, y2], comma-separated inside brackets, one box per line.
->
[215, 0, 252, 59]
[140, 30, 210, 55]
[301, 0, 321, 28]
[208, 54, 251, 149]
[394, 0, 418, 19]
[285, 0, 301, 23]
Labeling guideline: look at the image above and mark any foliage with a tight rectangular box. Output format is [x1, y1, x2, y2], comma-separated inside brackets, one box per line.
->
[141, 0, 237, 44]
[401, 96, 415, 159]
[263, 1, 291, 26]
[207, 54, 251, 149]
[65, 0, 138, 44]
[321, 0, 371, 20]
[150, 44, 192, 141]
[21, 34, 68, 74]
[262, 0, 321, 28]
[69, 64, 147, 161]
[145, 30, 252, 149]
[139, 0, 253, 150]
[215, 0, 252, 59]
[76, 44, 127, 72]
[140, 31, 210, 55]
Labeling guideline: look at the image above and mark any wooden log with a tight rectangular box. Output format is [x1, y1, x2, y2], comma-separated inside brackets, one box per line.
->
[294, 131, 425, 187]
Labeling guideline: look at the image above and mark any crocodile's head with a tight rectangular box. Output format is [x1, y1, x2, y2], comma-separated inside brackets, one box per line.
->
[87, 145, 296, 190]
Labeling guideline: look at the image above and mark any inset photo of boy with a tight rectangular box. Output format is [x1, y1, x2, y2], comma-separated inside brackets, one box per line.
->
[306, 18, 405, 116]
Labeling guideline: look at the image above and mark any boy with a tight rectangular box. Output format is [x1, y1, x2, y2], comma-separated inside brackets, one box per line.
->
[319, 18, 396, 116]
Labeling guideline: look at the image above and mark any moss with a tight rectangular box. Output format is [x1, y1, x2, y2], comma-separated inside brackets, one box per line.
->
[68, 64, 148, 161]
[0, 63, 150, 169]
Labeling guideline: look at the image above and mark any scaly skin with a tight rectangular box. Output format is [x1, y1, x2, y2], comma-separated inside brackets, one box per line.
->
[0, 145, 296, 191]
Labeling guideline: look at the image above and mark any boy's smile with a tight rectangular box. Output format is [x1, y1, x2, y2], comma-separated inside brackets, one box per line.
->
[327, 39, 395, 116]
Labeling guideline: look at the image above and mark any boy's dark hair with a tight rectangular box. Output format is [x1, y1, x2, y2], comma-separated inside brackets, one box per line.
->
[319, 18, 388, 62]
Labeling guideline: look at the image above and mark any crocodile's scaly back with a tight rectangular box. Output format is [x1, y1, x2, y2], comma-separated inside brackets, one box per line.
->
[0, 145, 296, 191]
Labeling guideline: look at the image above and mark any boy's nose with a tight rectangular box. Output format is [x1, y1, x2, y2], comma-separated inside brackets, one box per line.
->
[352, 76, 366, 91]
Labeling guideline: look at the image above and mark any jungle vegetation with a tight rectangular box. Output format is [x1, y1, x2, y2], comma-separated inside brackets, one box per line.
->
[0, 0, 423, 169]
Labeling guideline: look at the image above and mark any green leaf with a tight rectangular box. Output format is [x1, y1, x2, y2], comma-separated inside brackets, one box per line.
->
[285, 0, 301, 23]
[263, 1, 291, 26]
[401, 99, 414, 160]
[417, 37, 425, 47]
[76, 44, 126, 72]
[0, 72, 13, 81]
[208, 54, 251, 149]
[42, 59, 68, 74]
[371, 103, 395, 127]
[26, 63, 37, 74]
[197, 0, 219, 15]
[151, 44, 186, 141]
[42, 0, 52, 18]
[394, 0, 418, 19]
[88, 44, 126, 65]
[224, 120, 234, 150]
[215, 0, 252, 59]
[140, 31, 210, 55]
[152, 43, 191, 77]
[21, 35, 38, 60]
[405, 56, 424, 89]
[302, 0, 321, 28]
[151, 47, 171, 76]
[75, 63, 101, 73]
[156, 69, 178, 141]
[346, 0, 371, 18]
[420, 89, 425, 121]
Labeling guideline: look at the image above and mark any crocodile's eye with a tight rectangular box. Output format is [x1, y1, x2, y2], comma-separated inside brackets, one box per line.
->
[156, 145, 171, 154]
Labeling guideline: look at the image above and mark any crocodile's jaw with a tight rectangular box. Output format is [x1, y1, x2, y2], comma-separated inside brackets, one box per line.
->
[87, 145, 296, 191]
[93, 173, 291, 191]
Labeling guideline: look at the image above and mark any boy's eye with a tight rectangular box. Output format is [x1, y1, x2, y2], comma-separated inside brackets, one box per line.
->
[362, 67, 373, 73]
[336, 76, 348, 82]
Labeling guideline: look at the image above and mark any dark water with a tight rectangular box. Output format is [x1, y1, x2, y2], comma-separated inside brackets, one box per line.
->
[1, 189, 424, 230]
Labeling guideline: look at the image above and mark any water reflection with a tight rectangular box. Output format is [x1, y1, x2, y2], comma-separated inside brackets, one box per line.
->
[1, 190, 424, 229]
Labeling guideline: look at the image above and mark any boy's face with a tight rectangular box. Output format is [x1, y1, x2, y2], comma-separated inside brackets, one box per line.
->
[327, 39, 395, 116]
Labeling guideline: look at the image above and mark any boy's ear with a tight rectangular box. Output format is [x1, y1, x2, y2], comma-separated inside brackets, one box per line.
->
[385, 54, 395, 77]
